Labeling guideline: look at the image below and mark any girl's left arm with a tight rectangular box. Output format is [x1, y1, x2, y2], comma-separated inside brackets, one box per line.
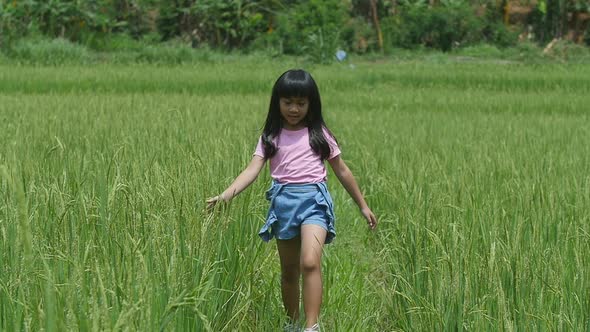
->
[328, 156, 377, 230]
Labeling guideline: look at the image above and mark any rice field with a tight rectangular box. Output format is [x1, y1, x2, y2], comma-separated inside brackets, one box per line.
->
[0, 59, 589, 331]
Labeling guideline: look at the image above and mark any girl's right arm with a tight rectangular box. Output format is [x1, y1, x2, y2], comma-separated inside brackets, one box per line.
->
[206, 155, 266, 209]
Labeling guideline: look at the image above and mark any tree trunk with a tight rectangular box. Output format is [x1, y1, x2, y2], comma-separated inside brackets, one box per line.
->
[370, 0, 383, 52]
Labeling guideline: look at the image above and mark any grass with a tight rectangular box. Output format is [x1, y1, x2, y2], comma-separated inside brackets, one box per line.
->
[0, 58, 589, 331]
[3, 36, 590, 67]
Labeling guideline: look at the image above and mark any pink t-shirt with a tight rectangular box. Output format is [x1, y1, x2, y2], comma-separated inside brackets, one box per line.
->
[253, 127, 341, 184]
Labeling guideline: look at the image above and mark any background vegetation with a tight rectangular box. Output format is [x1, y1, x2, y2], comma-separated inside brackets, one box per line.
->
[1, 59, 589, 330]
[1, 0, 589, 63]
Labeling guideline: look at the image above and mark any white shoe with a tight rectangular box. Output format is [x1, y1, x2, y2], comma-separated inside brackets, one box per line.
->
[302, 323, 319, 332]
[283, 322, 299, 332]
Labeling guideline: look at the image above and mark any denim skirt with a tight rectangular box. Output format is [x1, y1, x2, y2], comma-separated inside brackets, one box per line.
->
[258, 180, 336, 244]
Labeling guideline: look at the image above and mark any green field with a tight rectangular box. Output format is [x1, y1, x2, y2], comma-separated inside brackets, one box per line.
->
[1, 60, 589, 331]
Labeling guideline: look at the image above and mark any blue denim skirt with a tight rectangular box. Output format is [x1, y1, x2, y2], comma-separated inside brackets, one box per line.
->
[258, 180, 336, 244]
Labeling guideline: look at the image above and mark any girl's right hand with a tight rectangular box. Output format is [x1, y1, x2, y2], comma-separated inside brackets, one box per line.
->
[206, 193, 226, 212]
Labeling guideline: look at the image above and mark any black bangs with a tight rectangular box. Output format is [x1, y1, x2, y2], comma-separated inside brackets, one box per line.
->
[274, 70, 317, 98]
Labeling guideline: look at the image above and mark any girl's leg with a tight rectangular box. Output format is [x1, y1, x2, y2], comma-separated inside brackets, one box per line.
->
[300, 224, 327, 328]
[277, 236, 302, 322]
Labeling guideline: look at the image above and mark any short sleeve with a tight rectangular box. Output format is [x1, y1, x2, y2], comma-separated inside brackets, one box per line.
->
[253, 136, 265, 158]
[323, 128, 341, 160]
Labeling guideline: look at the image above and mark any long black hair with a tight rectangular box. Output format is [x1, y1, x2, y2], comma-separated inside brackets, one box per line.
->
[261, 69, 336, 160]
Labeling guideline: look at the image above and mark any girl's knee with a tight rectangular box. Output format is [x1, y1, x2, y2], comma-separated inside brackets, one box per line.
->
[300, 255, 320, 273]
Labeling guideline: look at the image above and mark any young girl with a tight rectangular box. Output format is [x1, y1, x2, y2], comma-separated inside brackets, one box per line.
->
[206, 69, 377, 332]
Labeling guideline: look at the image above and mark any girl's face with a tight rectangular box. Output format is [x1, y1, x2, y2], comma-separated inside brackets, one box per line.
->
[279, 96, 309, 130]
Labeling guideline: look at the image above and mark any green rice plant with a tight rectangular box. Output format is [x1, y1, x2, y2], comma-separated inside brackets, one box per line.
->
[0, 60, 588, 330]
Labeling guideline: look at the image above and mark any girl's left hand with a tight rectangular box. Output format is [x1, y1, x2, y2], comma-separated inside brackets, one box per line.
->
[361, 207, 377, 230]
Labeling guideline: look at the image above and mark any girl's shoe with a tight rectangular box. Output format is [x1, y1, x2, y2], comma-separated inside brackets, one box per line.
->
[283, 322, 299, 332]
[302, 323, 319, 332]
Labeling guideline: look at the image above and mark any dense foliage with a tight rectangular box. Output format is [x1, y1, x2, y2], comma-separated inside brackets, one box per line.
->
[0, 0, 588, 57]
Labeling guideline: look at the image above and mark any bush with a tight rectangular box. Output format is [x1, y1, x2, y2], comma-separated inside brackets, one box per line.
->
[158, 0, 271, 50]
[10, 37, 93, 65]
[134, 44, 201, 64]
[0, 0, 31, 50]
[502, 40, 543, 61]
[273, 0, 349, 62]
[481, 21, 519, 48]
[455, 44, 504, 58]
[0, 50, 8, 64]
[383, 2, 483, 51]
[89, 33, 141, 52]
[342, 16, 379, 54]
[88, 33, 161, 52]
[543, 39, 590, 62]
[104, 39, 215, 65]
